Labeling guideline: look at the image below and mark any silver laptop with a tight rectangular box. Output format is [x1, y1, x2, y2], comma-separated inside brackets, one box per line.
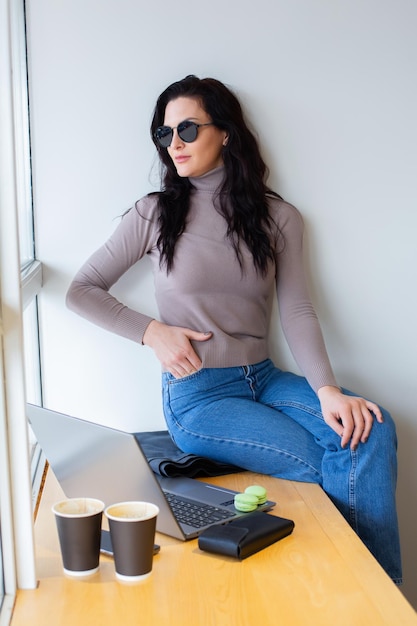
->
[27, 404, 275, 541]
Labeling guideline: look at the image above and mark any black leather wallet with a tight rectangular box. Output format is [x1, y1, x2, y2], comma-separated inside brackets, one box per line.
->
[198, 511, 294, 560]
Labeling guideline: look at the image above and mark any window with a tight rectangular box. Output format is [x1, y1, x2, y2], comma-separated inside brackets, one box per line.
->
[0, 0, 39, 621]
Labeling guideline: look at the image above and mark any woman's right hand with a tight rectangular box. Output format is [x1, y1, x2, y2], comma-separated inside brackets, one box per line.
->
[142, 320, 212, 378]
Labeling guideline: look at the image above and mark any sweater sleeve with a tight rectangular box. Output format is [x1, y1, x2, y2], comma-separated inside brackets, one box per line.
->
[66, 198, 158, 343]
[274, 202, 338, 393]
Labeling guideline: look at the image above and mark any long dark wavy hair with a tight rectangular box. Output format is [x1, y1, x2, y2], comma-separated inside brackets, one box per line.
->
[150, 75, 282, 274]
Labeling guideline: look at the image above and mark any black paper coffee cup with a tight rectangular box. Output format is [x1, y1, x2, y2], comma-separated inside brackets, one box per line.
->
[105, 501, 159, 582]
[52, 498, 104, 576]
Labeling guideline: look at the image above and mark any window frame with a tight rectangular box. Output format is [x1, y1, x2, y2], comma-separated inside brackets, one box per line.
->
[0, 0, 40, 621]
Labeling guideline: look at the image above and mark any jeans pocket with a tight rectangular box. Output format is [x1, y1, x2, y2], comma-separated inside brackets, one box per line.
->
[162, 370, 203, 425]
[164, 369, 203, 386]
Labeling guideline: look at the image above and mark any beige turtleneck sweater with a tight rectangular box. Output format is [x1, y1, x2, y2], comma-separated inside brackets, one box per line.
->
[66, 167, 337, 393]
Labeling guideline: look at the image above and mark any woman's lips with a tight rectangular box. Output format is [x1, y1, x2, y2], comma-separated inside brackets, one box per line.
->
[175, 155, 190, 163]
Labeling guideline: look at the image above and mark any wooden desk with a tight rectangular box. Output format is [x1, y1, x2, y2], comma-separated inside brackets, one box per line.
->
[11, 469, 417, 626]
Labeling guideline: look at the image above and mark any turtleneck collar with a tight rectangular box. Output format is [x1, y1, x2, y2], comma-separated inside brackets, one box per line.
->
[189, 165, 225, 193]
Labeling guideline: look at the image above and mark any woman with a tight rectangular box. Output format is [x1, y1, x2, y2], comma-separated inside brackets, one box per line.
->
[66, 75, 402, 582]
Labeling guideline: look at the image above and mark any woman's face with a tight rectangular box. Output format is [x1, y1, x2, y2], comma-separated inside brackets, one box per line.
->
[163, 97, 228, 178]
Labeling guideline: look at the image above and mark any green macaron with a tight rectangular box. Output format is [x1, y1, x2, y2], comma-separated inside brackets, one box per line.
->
[234, 492, 259, 512]
[244, 485, 268, 505]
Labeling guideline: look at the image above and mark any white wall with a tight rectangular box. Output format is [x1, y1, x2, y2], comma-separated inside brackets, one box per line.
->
[26, 0, 417, 607]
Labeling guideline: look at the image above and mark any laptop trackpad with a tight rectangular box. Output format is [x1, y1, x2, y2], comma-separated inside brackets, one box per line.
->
[157, 475, 238, 508]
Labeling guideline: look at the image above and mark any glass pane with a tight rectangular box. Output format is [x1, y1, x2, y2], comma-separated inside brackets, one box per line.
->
[15, 0, 34, 272]
[23, 298, 42, 407]
[23, 299, 43, 493]
[18, 198, 35, 270]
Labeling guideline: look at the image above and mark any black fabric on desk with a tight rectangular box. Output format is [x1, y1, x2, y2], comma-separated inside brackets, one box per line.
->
[134, 430, 242, 478]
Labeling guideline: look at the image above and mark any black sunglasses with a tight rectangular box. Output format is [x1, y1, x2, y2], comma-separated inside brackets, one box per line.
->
[154, 120, 214, 148]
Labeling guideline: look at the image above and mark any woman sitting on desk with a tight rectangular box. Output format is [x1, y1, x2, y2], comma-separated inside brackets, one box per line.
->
[66, 75, 402, 583]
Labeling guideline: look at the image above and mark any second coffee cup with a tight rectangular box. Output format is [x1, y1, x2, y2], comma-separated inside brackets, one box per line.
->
[105, 501, 159, 582]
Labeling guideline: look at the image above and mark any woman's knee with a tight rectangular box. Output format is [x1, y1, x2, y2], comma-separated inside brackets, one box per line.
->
[378, 405, 398, 447]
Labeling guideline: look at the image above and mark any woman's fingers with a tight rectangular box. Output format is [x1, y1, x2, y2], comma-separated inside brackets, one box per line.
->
[318, 386, 382, 450]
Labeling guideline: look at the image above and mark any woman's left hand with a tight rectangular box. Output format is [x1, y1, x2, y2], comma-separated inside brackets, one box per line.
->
[317, 385, 384, 450]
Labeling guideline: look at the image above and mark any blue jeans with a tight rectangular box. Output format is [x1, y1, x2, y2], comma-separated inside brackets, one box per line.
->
[162, 359, 402, 583]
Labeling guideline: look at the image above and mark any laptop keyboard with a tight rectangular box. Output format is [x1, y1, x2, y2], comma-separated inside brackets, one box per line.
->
[165, 492, 232, 529]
